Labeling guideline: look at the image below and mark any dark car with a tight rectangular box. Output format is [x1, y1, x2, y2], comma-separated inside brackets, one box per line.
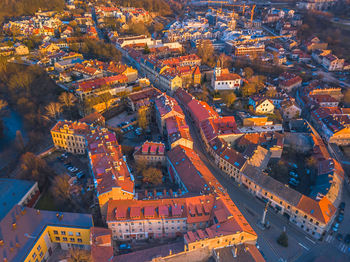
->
[339, 202, 346, 210]
[344, 234, 350, 244]
[337, 233, 343, 241]
[337, 214, 344, 223]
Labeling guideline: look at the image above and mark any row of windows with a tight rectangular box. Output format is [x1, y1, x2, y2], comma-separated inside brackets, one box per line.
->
[52, 133, 84, 141]
[217, 81, 239, 86]
[53, 230, 81, 236]
[115, 226, 186, 233]
[54, 139, 84, 148]
[113, 220, 185, 227]
[55, 236, 83, 243]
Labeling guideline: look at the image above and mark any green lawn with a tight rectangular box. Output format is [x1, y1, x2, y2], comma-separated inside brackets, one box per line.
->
[35, 192, 57, 211]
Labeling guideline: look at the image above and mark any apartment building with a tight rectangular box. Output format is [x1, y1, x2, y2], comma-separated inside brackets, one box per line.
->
[218, 147, 247, 180]
[234, 44, 265, 56]
[133, 141, 167, 166]
[322, 54, 344, 71]
[0, 205, 93, 262]
[154, 93, 185, 134]
[51, 120, 90, 154]
[51, 121, 135, 216]
[0, 179, 40, 221]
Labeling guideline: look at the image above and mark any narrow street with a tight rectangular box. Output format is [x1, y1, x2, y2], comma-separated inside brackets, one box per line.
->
[183, 109, 350, 262]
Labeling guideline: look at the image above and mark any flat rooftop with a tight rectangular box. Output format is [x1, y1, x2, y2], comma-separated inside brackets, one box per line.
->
[0, 178, 36, 220]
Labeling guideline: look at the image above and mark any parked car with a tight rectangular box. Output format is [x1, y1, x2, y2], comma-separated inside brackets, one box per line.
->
[289, 180, 299, 187]
[344, 234, 350, 244]
[336, 233, 343, 241]
[337, 214, 344, 223]
[119, 244, 131, 250]
[289, 171, 298, 178]
[76, 171, 85, 179]
[333, 223, 340, 232]
[68, 167, 78, 173]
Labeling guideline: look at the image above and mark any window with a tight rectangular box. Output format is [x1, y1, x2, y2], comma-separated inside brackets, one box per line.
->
[55, 237, 60, 241]
[53, 230, 58, 235]
[76, 232, 81, 237]
[68, 232, 74, 236]
[39, 252, 43, 257]
[70, 238, 75, 242]
[37, 245, 41, 251]
[77, 238, 82, 243]
[32, 253, 37, 259]
[63, 237, 67, 241]
[61, 231, 66, 235]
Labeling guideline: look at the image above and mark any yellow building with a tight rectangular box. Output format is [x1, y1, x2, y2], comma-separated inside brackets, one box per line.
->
[0, 205, 93, 262]
[39, 43, 60, 55]
[51, 120, 91, 154]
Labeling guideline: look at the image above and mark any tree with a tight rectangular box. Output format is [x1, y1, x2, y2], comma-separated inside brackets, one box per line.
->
[143, 44, 150, 54]
[151, 22, 164, 33]
[217, 53, 231, 68]
[266, 87, 277, 97]
[197, 39, 215, 67]
[59, 92, 76, 118]
[135, 159, 147, 175]
[52, 174, 71, 202]
[20, 152, 50, 188]
[277, 232, 288, 247]
[15, 130, 25, 152]
[138, 106, 149, 130]
[223, 92, 236, 107]
[44, 102, 62, 121]
[0, 99, 7, 112]
[59, 92, 76, 109]
[143, 167, 163, 186]
[127, 22, 149, 35]
[67, 248, 91, 262]
[244, 67, 254, 79]
[343, 89, 350, 105]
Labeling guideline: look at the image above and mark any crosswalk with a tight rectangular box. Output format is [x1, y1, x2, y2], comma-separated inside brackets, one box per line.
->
[324, 234, 349, 254]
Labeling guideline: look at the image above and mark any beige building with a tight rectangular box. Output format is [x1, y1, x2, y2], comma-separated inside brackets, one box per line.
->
[133, 141, 166, 166]
[51, 120, 90, 154]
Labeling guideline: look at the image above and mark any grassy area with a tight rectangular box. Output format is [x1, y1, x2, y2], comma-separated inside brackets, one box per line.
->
[35, 192, 57, 211]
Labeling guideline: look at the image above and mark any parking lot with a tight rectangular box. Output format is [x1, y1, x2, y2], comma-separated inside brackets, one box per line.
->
[106, 112, 137, 129]
[36, 150, 96, 214]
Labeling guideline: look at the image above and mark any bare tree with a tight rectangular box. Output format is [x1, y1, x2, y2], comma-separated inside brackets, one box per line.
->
[137, 106, 149, 130]
[67, 248, 92, 262]
[51, 174, 71, 202]
[20, 152, 50, 188]
[143, 167, 163, 186]
[0, 99, 8, 112]
[59, 92, 76, 108]
[44, 102, 62, 121]
[59, 92, 76, 118]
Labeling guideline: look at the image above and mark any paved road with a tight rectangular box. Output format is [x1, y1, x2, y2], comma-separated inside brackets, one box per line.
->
[118, 45, 350, 261]
[183, 109, 350, 262]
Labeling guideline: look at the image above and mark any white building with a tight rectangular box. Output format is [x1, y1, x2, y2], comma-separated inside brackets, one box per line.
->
[211, 67, 242, 91]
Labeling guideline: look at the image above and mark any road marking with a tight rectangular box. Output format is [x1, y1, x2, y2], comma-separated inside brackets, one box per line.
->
[298, 242, 310, 251]
[305, 236, 316, 244]
[325, 235, 333, 243]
